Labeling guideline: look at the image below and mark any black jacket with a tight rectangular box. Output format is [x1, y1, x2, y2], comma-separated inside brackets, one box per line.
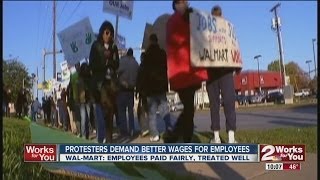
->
[89, 40, 119, 83]
[142, 44, 168, 96]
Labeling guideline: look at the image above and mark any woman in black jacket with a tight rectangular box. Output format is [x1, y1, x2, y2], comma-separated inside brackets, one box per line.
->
[89, 20, 119, 143]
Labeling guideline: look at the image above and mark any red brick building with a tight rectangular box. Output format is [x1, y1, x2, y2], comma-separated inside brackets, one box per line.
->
[234, 70, 282, 96]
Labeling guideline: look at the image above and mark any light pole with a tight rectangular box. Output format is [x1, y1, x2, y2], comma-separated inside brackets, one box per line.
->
[306, 60, 312, 79]
[254, 55, 262, 93]
[312, 38, 317, 78]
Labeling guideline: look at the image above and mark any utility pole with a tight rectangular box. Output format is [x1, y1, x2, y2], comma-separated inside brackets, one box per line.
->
[312, 38, 317, 78]
[43, 48, 63, 82]
[36, 67, 39, 99]
[254, 55, 262, 93]
[53, 0, 57, 79]
[271, 3, 287, 87]
[115, 15, 119, 47]
[306, 60, 312, 79]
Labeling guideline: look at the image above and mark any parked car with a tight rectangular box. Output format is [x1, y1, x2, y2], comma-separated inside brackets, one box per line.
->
[294, 89, 310, 97]
[170, 102, 184, 112]
[266, 92, 284, 104]
[236, 95, 249, 105]
[248, 94, 265, 104]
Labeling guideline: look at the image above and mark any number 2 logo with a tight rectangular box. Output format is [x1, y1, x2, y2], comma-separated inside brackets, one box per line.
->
[261, 145, 275, 161]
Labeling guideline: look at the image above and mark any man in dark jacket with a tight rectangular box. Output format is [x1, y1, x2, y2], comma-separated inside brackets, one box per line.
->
[117, 48, 139, 137]
[136, 52, 149, 137]
[143, 34, 173, 142]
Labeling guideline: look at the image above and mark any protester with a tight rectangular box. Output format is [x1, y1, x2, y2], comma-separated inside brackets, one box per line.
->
[50, 95, 57, 127]
[78, 62, 91, 139]
[165, 0, 208, 143]
[3, 87, 8, 117]
[136, 52, 149, 137]
[206, 5, 240, 144]
[6, 89, 12, 117]
[31, 98, 41, 122]
[89, 20, 119, 143]
[117, 48, 139, 137]
[71, 63, 81, 136]
[143, 34, 173, 142]
[66, 81, 77, 134]
[55, 89, 60, 127]
[59, 88, 69, 131]
[23, 90, 30, 117]
[46, 95, 52, 126]
[16, 90, 25, 119]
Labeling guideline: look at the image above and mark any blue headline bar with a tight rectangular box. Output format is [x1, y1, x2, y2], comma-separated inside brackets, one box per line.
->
[59, 144, 258, 154]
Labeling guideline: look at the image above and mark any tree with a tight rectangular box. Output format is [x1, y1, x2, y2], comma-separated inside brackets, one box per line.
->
[267, 59, 281, 72]
[3, 59, 33, 104]
[267, 60, 310, 92]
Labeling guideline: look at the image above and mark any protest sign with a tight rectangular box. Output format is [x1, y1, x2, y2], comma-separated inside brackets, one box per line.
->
[57, 17, 96, 66]
[190, 9, 242, 68]
[103, 0, 134, 20]
[60, 61, 70, 80]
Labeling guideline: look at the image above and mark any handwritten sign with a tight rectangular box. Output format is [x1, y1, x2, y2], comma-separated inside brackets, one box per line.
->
[190, 9, 242, 68]
[57, 17, 96, 66]
[60, 61, 70, 81]
[103, 0, 134, 20]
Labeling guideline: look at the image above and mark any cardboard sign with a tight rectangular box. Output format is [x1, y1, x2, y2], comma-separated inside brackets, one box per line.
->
[57, 17, 96, 66]
[103, 0, 134, 20]
[190, 9, 242, 68]
[60, 61, 70, 80]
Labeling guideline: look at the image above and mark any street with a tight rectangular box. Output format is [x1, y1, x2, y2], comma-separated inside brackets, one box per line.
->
[145, 104, 317, 134]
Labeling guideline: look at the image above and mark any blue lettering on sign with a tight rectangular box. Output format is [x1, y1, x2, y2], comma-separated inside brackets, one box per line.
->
[196, 13, 217, 33]
[109, 0, 119, 7]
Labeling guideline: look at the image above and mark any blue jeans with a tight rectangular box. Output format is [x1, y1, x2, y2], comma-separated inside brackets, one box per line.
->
[93, 103, 105, 143]
[147, 93, 173, 136]
[31, 110, 37, 122]
[80, 103, 90, 139]
[117, 91, 135, 135]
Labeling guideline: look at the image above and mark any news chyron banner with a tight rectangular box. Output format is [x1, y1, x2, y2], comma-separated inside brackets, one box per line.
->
[25, 144, 258, 162]
[24, 144, 305, 166]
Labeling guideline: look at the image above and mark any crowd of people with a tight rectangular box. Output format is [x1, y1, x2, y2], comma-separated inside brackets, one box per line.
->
[6, 1, 240, 144]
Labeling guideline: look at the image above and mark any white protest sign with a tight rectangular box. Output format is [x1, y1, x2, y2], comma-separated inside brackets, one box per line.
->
[57, 17, 96, 66]
[190, 9, 242, 68]
[116, 34, 126, 49]
[60, 61, 70, 80]
[103, 0, 134, 20]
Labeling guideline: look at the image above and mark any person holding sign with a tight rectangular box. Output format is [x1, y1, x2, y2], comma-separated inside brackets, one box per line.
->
[206, 6, 240, 144]
[165, 0, 208, 143]
[89, 20, 119, 143]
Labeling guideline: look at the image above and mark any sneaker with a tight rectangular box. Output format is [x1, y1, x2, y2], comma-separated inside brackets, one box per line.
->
[141, 130, 149, 137]
[112, 132, 120, 139]
[150, 135, 160, 142]
[77, 134, 81, 138]
[228, 140, 238, 144]
[103, 138, 107, 143]
[210, 138, 221, 144]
